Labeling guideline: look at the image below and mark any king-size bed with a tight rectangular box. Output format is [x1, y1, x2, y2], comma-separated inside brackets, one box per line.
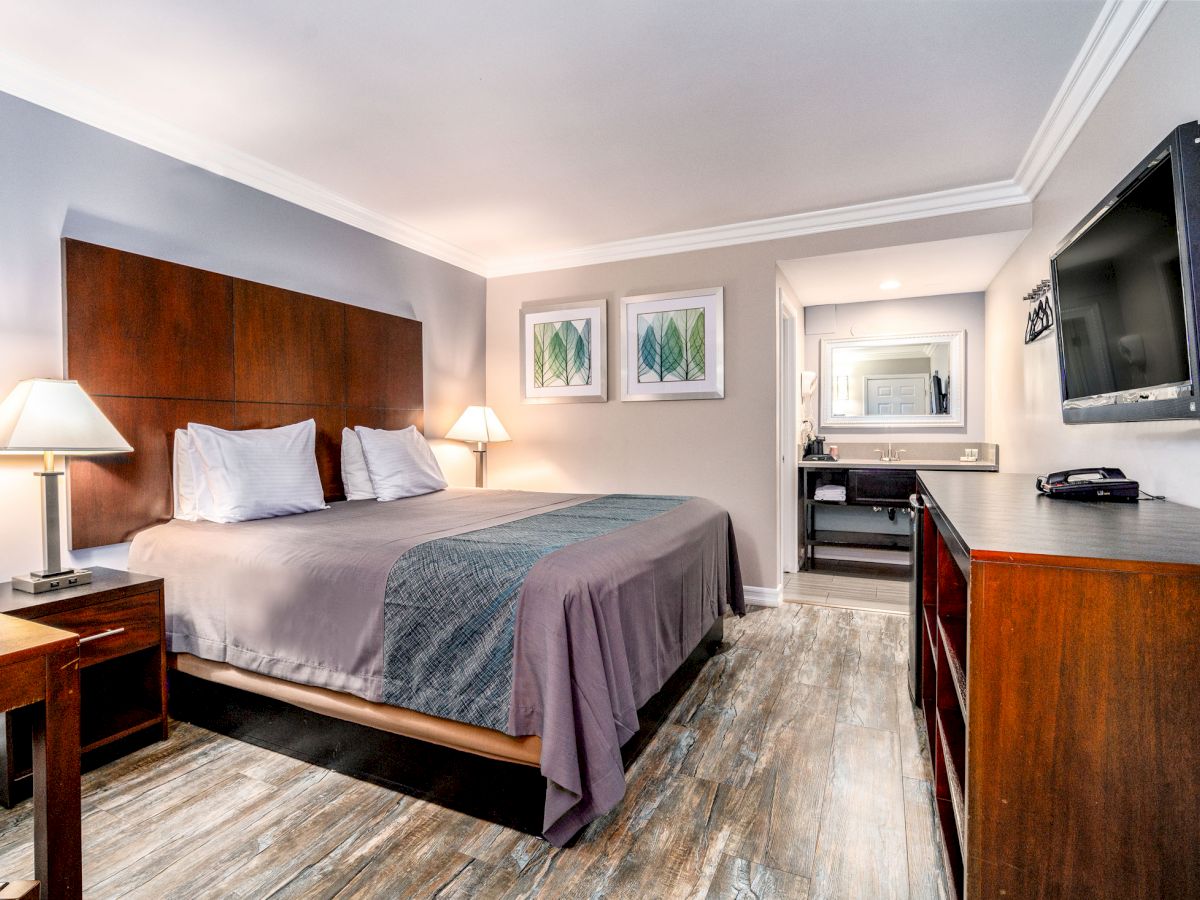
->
[130, 487, 741, 844]
[64, 239, 744, 845]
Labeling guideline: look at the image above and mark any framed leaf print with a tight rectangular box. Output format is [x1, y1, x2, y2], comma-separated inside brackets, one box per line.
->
[621, 287, 724, 401]
[520, 297, 607, 403]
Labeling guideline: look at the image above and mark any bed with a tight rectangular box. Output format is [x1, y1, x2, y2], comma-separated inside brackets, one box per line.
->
[130, 487, 742, 843]
[63, 240, 744, 845]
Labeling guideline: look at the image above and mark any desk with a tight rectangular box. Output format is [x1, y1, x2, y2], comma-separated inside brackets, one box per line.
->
[0, 614, 81, 900]
[0, 570, 167, 808]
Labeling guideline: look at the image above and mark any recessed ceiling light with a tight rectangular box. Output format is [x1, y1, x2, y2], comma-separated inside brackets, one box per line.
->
[879, 279, 902, 290]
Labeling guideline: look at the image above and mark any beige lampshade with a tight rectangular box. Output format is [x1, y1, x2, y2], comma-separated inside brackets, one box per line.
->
[0, 378, 133, 455]
[445, 406, 511, 444]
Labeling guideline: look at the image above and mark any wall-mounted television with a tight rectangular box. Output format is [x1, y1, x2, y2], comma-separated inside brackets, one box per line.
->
[1050, 121, 1200, 423]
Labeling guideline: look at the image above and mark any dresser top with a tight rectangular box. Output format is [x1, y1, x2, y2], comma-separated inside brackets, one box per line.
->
[918, 471, 1200, 570]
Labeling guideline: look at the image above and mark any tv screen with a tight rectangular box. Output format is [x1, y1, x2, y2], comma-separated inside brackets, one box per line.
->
[1053, 156, 1190, 401]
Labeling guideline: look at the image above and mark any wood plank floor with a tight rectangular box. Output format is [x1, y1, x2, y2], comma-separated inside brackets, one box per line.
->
[0, 601, 947, 899]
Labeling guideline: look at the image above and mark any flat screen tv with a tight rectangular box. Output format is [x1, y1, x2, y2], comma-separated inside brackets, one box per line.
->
[1050, 121, 1200, 423]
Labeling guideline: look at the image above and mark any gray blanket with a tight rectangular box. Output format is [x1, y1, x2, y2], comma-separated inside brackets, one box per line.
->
[129, 488, 744, 845]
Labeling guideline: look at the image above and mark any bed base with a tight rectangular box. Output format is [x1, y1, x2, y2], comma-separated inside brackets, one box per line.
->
[168, 617, 724, 838]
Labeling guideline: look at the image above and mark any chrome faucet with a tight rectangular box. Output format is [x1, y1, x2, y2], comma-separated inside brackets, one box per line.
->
[873, 443, 907, 462]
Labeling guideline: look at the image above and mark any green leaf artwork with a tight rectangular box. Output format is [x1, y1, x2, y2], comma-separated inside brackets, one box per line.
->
[533, 319, 592, 388]
[636, 307, 706, 383]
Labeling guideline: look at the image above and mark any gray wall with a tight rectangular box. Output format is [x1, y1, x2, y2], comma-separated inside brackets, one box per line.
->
[803, 293, 986, 439]
[0, 91, 486, 576]
[985, 1, 1200, 505]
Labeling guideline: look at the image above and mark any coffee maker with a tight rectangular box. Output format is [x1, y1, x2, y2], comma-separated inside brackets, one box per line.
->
[803, 435, 834, 461]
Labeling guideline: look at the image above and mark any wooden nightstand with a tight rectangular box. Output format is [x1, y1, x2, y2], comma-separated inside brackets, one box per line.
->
[0, 567, 166, 808]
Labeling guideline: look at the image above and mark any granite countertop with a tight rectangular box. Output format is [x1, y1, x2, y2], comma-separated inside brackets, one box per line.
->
[798, 441, 999, 471]
[798, 458, 998, 471]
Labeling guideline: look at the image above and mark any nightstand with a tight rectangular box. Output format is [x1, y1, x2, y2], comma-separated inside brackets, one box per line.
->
[0, 567, 166, 808]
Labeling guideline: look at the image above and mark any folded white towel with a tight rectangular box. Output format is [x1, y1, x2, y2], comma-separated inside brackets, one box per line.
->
[814, 485, 847, 501]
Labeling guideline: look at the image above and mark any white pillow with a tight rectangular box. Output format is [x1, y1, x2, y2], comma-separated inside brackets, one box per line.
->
[187, 419, 327, 523]
[340, 427, 376, 500]
[172, 429, 217, 521]
[354, 425, 447, 501]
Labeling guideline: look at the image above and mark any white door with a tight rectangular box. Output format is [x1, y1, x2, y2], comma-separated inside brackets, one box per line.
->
[865, 375, 928, 415]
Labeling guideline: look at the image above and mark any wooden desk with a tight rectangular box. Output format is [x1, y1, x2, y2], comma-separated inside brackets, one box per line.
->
[0, 614, 81, 900]
[0, 569, 167, 808]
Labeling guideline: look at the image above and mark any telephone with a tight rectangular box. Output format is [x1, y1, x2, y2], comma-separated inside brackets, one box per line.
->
[1035, 467, 1140, 502]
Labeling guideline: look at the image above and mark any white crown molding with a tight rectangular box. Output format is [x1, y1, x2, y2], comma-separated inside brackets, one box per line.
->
[0, 52, 489, 276]
[744, 585, 782, 608]
[1014, 0, 1165, 199]
[0, 0, 1162, 278]
[486, 180, 1030, 277]
[489, 1, 1165, 277]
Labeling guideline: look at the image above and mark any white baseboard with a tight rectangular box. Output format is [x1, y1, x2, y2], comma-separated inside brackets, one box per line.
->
[744, 584, 782, 608]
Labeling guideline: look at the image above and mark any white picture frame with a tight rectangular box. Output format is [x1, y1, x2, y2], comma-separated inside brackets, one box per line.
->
[520, 297, 608, 403]
[620, 287, 724, 401]
[818, 330, 966, 428]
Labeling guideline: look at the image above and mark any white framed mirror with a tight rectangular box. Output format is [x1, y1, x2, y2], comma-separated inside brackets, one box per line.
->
[818, 330, 965, 428]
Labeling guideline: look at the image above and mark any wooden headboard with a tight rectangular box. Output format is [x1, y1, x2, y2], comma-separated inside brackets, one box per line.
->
[63, 239, 424, 549]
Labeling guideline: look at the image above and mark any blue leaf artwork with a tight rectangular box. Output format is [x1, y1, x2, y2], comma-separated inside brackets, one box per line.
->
[636, 308, 705, 383]
[533, 319, 592, 387]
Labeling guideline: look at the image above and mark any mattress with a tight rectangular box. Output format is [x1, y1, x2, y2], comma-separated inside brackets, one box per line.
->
[130, 487, 744, 844]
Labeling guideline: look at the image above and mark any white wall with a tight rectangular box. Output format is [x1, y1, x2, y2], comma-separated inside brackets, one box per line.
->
[804, 292, 986, 439]
[0, 91, 486, 577]
[985, 1, 1200, 503]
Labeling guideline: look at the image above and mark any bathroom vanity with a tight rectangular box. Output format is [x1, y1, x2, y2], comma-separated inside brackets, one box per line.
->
[799, 442, 997, 572]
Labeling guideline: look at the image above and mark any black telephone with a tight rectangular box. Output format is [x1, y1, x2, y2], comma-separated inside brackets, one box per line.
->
[1035, 467, 1140, 502]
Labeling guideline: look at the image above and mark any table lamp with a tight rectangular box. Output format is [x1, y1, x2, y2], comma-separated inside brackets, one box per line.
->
[445, 406, 510, 488]
[0, 378, 133, 593]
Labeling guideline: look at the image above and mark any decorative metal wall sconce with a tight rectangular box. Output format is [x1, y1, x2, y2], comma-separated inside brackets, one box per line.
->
[1024, 279, 1055, 344]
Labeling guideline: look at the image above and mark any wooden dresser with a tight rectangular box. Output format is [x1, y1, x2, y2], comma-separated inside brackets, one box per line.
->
[915, 471, 1200, 900]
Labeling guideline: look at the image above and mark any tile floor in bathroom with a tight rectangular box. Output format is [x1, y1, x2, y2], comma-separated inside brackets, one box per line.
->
[784, 569, 910, 614]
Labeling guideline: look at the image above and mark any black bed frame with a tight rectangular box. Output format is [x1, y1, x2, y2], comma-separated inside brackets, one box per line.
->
[169, 617, 725, 838]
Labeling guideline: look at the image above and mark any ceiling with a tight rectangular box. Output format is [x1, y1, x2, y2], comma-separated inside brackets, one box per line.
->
[0, 1, 1105, 272]
[778, 231, 1031, 306]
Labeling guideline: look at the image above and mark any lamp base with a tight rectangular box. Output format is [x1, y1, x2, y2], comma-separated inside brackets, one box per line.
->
[11, 568, 92, 594]
[473, 446, 487, 488]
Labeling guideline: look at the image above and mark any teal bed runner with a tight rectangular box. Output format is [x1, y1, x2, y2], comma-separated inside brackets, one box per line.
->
[380, 494, 688, 731]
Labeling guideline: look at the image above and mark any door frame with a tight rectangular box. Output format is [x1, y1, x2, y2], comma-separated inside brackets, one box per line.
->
[778, 289, 800, 575]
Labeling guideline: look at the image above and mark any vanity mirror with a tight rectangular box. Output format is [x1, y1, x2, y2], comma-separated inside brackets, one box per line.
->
[818, 330, 965, 428]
